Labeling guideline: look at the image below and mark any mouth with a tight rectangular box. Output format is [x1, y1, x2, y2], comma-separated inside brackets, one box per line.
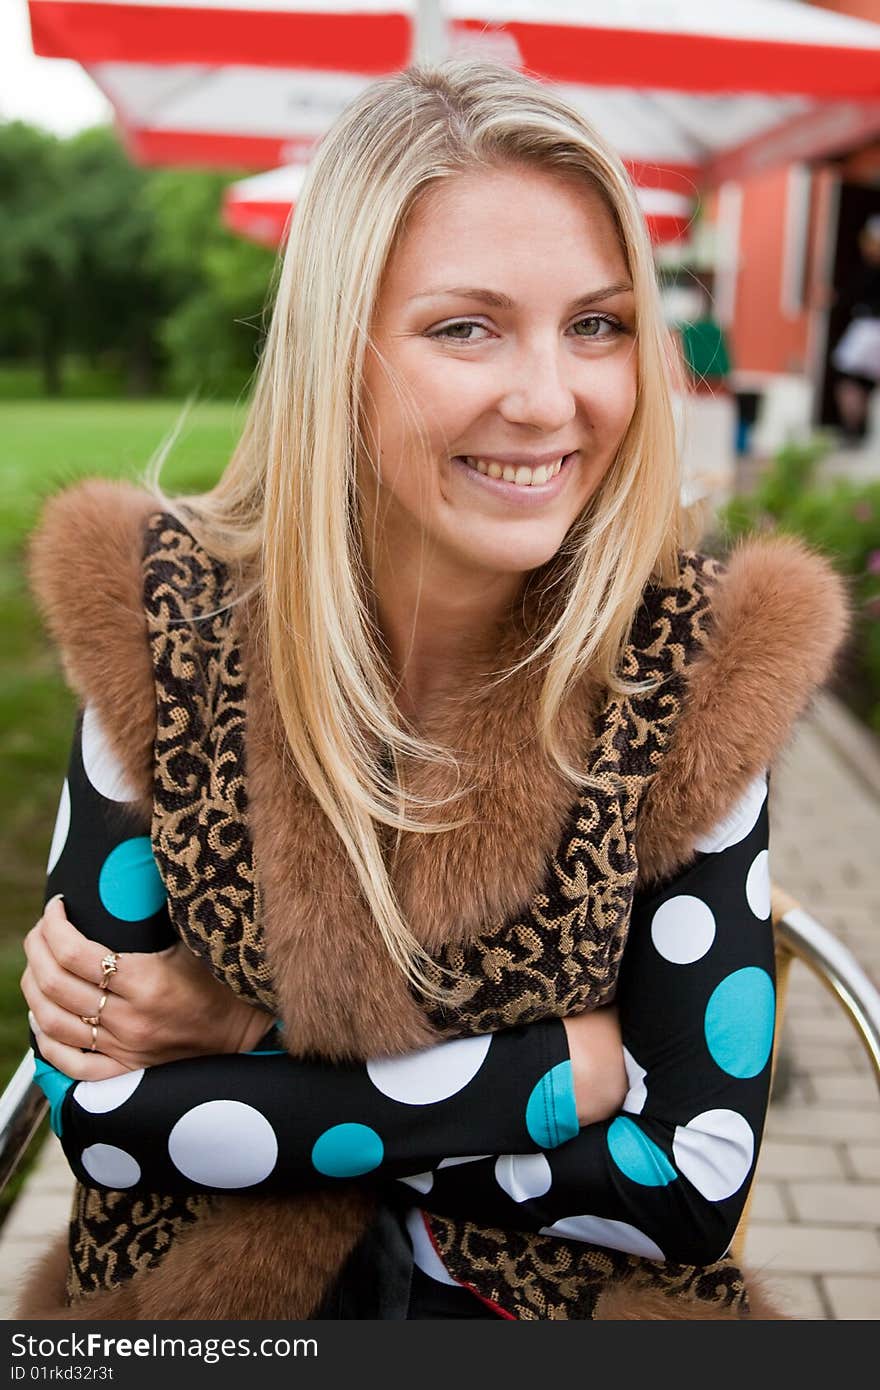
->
[451, 452, 578, 503]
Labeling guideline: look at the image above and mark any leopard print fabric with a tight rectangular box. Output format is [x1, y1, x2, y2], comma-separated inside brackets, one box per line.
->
[67, 1188, 211, 1306]
[67, 514, 745, 1316]
[425, 1215, 747, 1319]
[143, 516, 275, 1012]
[420, 560, 721, 1034]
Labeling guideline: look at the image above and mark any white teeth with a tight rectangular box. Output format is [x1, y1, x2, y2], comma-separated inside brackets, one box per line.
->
[462, 456, 567, 486]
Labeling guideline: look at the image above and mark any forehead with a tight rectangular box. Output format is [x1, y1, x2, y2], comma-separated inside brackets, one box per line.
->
[382, 163, 627, 299]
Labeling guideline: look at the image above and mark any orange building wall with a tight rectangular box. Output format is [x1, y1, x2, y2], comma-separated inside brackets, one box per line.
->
[725, 167, 811, 375]
[812, 1, 880, 22]
[702, 2, 877, 377]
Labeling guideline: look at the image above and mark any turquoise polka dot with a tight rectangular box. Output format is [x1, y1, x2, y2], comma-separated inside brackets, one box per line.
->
[526, 1061, 579, 1149]
[311, 1124, 384, 1178]
[98, 838, 167, 922]
[607, 1116, 677, 1187]
[33, 1056, 73, 1138]
[705, 967, 775, 1078]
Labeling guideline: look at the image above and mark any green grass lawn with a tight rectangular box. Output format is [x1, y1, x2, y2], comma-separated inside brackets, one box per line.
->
[0, 399, 244, 1094]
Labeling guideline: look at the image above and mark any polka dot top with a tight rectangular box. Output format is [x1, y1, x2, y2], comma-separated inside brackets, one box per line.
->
[33, 707, 776, 1315]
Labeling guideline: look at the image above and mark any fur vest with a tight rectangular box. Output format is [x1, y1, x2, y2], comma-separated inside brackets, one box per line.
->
[18, 479, 850, 1321]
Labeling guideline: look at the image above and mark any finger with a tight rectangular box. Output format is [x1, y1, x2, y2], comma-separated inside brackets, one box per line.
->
[40, 897, 129, 999]
[22, 961, 140, 1065]
[24, 921, 125, 1029]
[22, 967, 115, 1054]
[22, 945, 157, 1066]
[33, 1028, 133, 1083]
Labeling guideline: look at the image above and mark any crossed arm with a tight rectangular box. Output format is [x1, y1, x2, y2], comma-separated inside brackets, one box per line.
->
[24, 711, 776, 1266]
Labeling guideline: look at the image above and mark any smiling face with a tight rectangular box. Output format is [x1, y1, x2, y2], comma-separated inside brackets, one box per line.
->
[359, 161, 638, 602]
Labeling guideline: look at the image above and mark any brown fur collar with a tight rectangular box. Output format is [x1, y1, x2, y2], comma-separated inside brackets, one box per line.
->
[636, 531, 851, 886]
[28, 480, 158, 827]
[244, 584, 606, 1062]
[23, 479, 850, 1320]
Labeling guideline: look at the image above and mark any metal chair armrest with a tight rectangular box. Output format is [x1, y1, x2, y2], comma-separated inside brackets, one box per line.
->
[0, 1052, 47, 1195]
[771, 886, 880, 1091]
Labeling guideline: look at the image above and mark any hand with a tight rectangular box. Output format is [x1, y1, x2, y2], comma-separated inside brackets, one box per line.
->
[21, 896, 274, 1080]
[562, 1006, 628, 1126]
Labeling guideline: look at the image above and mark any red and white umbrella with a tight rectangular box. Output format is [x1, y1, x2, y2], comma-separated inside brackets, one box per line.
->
[27, 0, 880, 181]
[222, 160, 695, 247]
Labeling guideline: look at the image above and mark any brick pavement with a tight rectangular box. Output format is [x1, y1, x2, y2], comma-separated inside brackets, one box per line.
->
[0, 693, 878, 1320]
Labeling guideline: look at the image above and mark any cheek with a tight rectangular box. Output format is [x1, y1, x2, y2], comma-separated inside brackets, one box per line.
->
[591, 357, 638, 438]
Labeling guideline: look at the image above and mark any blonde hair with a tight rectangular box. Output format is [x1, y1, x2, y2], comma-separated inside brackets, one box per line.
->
[150, 58, 701, 997]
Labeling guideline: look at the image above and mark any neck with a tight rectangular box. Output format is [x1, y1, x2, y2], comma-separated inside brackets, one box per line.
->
[368, 548, 526, 726]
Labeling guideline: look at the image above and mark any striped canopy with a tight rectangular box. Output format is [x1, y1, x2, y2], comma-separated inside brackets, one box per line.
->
[27, 0, 880, 245]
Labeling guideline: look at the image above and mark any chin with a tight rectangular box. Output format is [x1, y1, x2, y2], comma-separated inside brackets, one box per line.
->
[475, 544, 567, 577]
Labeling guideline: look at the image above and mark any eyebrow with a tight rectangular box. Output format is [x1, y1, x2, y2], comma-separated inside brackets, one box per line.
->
[408, 282, 634, 311]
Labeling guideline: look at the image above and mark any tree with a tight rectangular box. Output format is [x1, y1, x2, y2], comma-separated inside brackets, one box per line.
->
[0, 123, 75, 393]
[145, 169, 275, 395]
[0, 121, 276, 397]
[61, 127, 167, 394]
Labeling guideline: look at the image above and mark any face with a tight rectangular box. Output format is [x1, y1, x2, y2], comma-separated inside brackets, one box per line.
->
[360, 163, 638, 593]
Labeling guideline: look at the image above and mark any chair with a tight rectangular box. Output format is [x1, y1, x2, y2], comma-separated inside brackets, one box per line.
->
[1, 884, 879, 1242]
[728, 885, 880, 1262]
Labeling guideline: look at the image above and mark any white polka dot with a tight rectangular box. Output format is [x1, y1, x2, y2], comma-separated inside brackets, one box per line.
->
[46, 780, 70, 874]
[673, 1108, 755, 1201]
[82, 704, 139, 802]
[746, 849, 771, 920]
[622, 1047, 647, 1115]
[168, 1101, 278, 1188]
[650, 894, 716, 964]
[495, 1153, 552, 1202]
[405, 1208, 460, 1286]
[539, 1215, 665, 1261]
[74, 1069, 145, 1114]
[398, 1171, 434, 1194]
[694, 773, 768, 853]
[367, 1034, 492, 1105]
[81, 1143, 141, 1188]
[437, 1154, 491, 1168]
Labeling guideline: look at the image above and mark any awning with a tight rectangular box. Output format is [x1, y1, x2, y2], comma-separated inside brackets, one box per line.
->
[222, 159, 696, 247]
[27, 0, 880, 185]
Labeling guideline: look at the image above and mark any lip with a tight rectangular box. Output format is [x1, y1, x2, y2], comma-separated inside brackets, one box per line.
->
[451, 452, 577, 506]
[462, 450, 579, 468]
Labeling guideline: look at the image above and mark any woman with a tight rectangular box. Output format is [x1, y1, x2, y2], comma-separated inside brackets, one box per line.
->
[831, 213, 880, 445]
[18, 58, 848, 1320]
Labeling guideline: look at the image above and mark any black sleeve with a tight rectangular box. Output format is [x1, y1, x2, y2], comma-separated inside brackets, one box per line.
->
[44, 705, 175, 954]
[34, 712, 580, 1184]
[38, 711, 774, 1267]
[415, 772, 776, 1267]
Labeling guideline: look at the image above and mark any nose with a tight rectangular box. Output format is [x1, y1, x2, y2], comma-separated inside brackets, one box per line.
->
[497, 341, 577, 433]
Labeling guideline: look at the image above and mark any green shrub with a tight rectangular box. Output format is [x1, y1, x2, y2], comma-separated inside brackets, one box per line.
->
[716, 441, 880, 736]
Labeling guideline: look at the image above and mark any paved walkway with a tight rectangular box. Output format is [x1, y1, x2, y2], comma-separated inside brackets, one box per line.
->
[0, 694, 878, 1321]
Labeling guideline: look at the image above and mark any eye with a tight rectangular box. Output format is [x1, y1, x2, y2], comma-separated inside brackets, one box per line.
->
[428, 320, 491, 342]
[570, 313, 626, 339]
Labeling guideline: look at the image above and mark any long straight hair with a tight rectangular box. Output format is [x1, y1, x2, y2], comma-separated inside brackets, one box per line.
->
[149, 58, 701, 998]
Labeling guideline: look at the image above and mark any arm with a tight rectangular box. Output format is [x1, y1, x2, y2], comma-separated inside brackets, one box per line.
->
[24, 708, 273, 1086]
[26, 712, 598, 1180]
[32, 711, 772, 1267]
[415, 773, 776, 1266]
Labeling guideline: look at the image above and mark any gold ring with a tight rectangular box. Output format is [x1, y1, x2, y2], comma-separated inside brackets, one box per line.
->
[89, 1024, 98, 1052]
[96, 992, 108, 1017]
[99, 952, 119, 992]
[80, 1013, 100, 1027]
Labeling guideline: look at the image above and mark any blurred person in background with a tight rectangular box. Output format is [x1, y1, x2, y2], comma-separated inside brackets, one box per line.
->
[831, 212, 880, 446]
[16, 59, 848, 1322]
